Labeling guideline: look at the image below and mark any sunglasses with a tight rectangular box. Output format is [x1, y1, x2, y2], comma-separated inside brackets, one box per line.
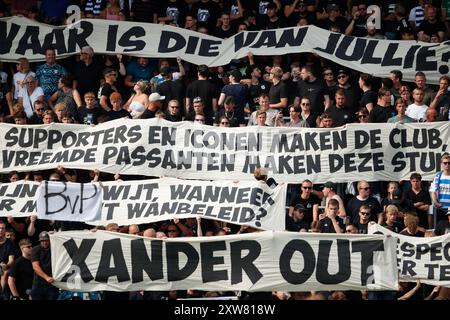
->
[358, 114, 368, 118]
[22, 245, 32, 248]
[337, 75, 347, 79]
[169, 106, 179, 109]
[302, 186, 312, 190]
[359, 187, 370, 191]
[220, 121, 230, 125]
[324, 73, 333, 76]
[35, 108, 43, 112]
[443, 162, 450, 165]
[301, 103, 310, 106]
[360, 212, 370, 216]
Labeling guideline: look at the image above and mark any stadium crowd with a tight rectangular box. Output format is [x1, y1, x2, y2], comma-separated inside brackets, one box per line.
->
[0, 0, 449, 301]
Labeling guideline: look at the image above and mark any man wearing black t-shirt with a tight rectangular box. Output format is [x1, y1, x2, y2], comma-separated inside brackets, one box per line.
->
[296, 65, 330, 117]
[30, 231, 59, 300]
[8, 238, 33, 300]
[0, 221, 15, 298]
[369, 87, 395, 123]
[347, 180, 382, 223]
[288, 179, 321, 225]
[358, 73, 377, 112]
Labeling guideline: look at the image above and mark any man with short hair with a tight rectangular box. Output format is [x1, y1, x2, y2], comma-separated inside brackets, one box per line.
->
[353, 204, 371, 234]
[0, 220, 15, 298]
[325, 88, 353, 126]
[73, 46, 103, 98]
[30, 231, 59, 300]
[430, 154, 450, 226]
[285, 204, 309, 232]
[429, 75, 450, 120]
[7, 238, 33, 300]
[289, 179, 321, 224]
[35, 47, 66, 102]
[369, 87, 395, 123]
[347, 180, 383, 223]
[414, 71, 435, 106]
[323, 181, 346, 218]
[406, 88, 428, 121]
[296, 65, 330, 116]
[318, 199, 344, 234]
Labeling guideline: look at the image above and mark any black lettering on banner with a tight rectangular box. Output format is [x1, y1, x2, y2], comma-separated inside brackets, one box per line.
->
[381, 43, 403, 66]
[316, 240, 351, 284]
[61, 239, 96, 283]
[275, 28, 307, 48]
[314, 32, 340, 55]
[0, 199, 14, 211]
[67, 21, 93, 52]
[361, 40, 382, 64]
[335, 36, 366, 61]
[230, 240, 262, 285]
[424, 263, 439, 279]
[443, 242, 450, 261]
[403, 45, 420, 69]
[415, 45, 438, 71]
[42, 29, 67, 54]
[400, 241, 415, 257]
[118, 26, 145, 52]
[0, 21, 20, 54]
[44, 182, 98, 215]
[198, 39, 221, 57]
[16, 26, 41, 55]
[186, 36, 199, 54]
[279, 239, 315, 284]
[130, 239, 163, 282]
[416, 243, 430, 260]
[430, 243, 442, 261]
[104, 203, 120, 220]
[234, 31, 259, 52]
[439, 41, 450, 74]
[158, 31, 186, 53]
[200, 241, 228, 283]
[250, 31, 277, 48]
[20, 200, 37, 213]
[441, 265, 450, 280]
[401, 260, 417, 276]
[95, 239, 130, 283]
[106, 25, 118, 51]
[166, 242, 199, 281]
[352, 240, 384, 286]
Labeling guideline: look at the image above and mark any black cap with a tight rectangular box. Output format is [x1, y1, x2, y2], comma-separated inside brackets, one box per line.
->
[294, 204, 306, 212]
[323, 181, 337, 191]
[337, 69, 349, 76]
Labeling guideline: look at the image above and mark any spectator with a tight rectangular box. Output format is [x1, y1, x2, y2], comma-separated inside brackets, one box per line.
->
[326, 88, 354, 126]
[12, 57, 35, 102]
[406, 88, 428, 121]
[296, 65, 330, 117]
[318, 198, 344, 234]
[140, 92, 165, 119]
[269, 66, 288, 112]
[99, 68, 119, 112]
[73, 46, 103, 98]
[353, 204, 371, 234]
[30, 231, 59, 300]
[355, 107, 370, 123]
[0, 220, 15, 298]
[369, 87, 394, 123]
[400, 214, 424, 237]
[322, 181, 346, 218]
[165, 99, 183, 122]
[7, 238, 33, 300]
[214, 96, 245, 127]
[17, 75, 44, 119]
[108, 92, 131, 121]
[285, 204, 309, 232]
[434, 211, 450, 236]
[430, 154, 450, 225]
[345, 3, 368, 37]
[399, 85, 413, 105]
[289, 179, 320, 224]
[429, 75, 450, 120]
[48, 75, 82, 116]
[248, 93, 278, 126]
[388, 98, 416, 123]
[347, 180, 382, 223]
[35, 47, 66, 102]
[299, 96, 316, 127]
[124, 79, 149, 118]
[414, 71, 435, 106]
[77, 92, 103, 125]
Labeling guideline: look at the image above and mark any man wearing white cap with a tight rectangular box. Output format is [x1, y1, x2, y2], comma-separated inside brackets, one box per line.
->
[140, 92, 165, 119]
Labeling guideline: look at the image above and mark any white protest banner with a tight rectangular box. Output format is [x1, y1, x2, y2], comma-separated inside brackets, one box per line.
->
[0, 181, 38, 217]
[0, 119, 448, 183]
[0, 16, 448, 84]
[0, 178, 286, 231]
[368, 224, 450, 287]
[50, 230, 398, 292]
[36, 181, 103, 222]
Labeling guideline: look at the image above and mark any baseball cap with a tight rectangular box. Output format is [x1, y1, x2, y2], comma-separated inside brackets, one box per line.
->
[39, 231, 50, 241]
[323, 181, 337, 191]
[149, 92, 165, 102]
[337, 69, 349, 76]
[294, 204, 306, 212]
[391, 188, 402, 204]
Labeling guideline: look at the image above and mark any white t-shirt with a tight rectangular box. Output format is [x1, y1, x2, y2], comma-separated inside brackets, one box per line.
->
[13, 71, 36, 99]
[18, 86, 44, 118]
[406, 103, 428, 121]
